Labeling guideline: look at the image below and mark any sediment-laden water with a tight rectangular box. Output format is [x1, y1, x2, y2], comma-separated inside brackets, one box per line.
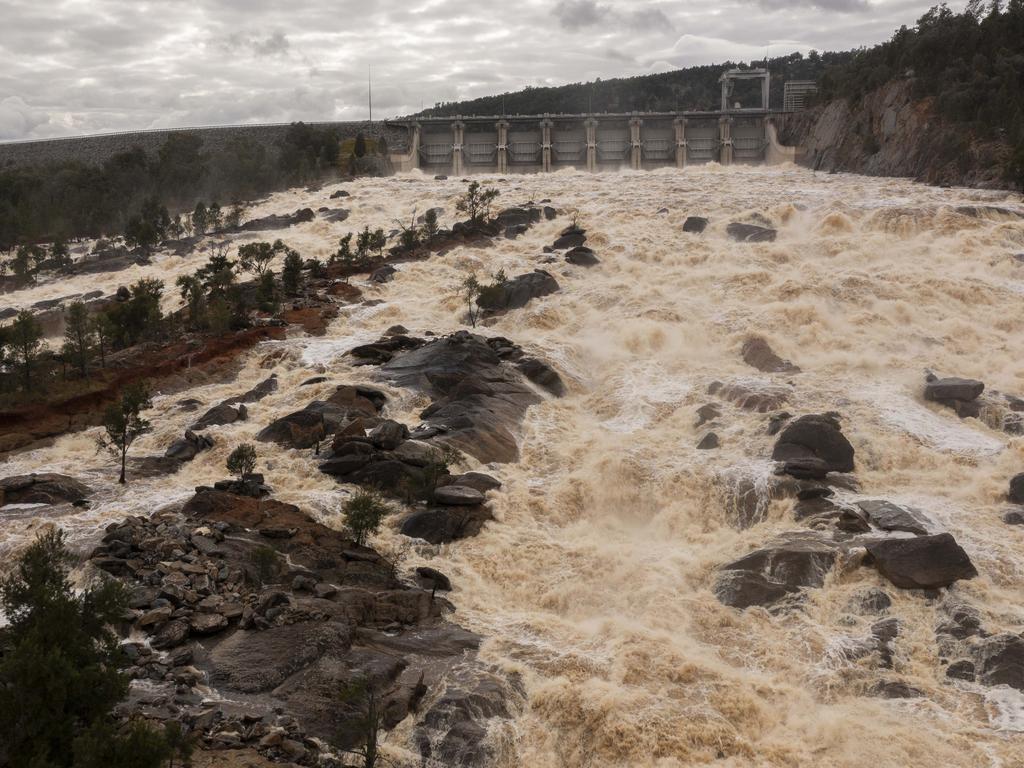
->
[4, 166, 1024, 766]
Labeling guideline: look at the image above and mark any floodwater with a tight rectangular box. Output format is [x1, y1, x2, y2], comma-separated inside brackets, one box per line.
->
[4, 165, 1024, 766]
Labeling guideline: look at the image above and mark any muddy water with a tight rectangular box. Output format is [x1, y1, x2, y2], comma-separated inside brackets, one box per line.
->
[5, 166, 1024, 766]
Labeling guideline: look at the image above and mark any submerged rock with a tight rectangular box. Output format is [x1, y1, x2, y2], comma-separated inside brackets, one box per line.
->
[683, 216, 709, 233]
[974, 633, 1024, 690]
[855, 500, 932, 536]
[727, 223, 776, 242]
[741, 336, 800, 374]
[0, 473, 92, 506]
[771, 413, 855, 478]
[714, 532, 839, 609]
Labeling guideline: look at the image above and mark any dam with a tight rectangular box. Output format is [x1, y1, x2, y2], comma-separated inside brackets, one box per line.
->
[388, 69, 799, 174]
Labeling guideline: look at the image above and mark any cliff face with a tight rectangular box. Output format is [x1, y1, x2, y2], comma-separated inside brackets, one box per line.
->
[776, 79, 1014, 189]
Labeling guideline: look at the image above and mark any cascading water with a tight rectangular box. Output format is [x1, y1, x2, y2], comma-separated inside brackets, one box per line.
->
[3, 165, 1024, 766]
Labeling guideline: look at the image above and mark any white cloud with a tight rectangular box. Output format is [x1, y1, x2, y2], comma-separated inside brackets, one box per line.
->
[0, 0, 942, 139]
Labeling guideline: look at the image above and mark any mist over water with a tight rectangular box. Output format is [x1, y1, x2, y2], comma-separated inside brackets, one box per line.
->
[5, 165, 1024, 766]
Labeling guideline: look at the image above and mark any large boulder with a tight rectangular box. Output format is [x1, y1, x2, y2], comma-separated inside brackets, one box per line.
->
[516, 357, 565, 397]
[714, 532, 839, 609]
[476, 270, 559, 312]
[864, 533, 978, 589]
[565, 246, 599, 266]
[1009, 473, 1024, 504]
[771, 414, 854, 478]
[855, 500, 932, 536]
[401, 507, 493, 544]
[190, 402, 246, 431]
[683, 216, 709, 234]
[433, 485, 485, 506]
[257, 409, 326, 449]
[0, 473, 92, 506]
[925, 376, 984, 403]
[225, 374, 279, 405]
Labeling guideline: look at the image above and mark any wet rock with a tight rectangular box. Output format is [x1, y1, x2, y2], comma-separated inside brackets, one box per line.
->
[234, 207, 315, 232]
[935, 603, 984, 641]
[697, 432, 720, 450]
[727, 223, 776, 242]
[516, 357, 565, 397]
[401, 507, 493, 544]
[330, 189, 350, 199]
[151, 619, 190, 650]
[301, 376, 329, 386]
[715, 532, 839, 609]
[1003, 510, 1024, 525]
[371, 265, 397, 283]
[695, 403, 721, 427]
[543, 206, 557, 220]
[864, 533, 977, 589]
[392, 440, 445, 467]
[257, 409, 325, 449]
[771, 413, 854, 477]
[847, 587, 892, 615]
[855, 500, 931, 536]
[946, 659, 976, 681]
[767, 411, 792, 435]
[1009, 473, 1024, 504]
[433, 486, 485, 506]
[974, 633, 1024, 690]
[683, 216, 709, 233]
[226, 374, 279, 405]
[868, 679, 923, 698]
[441, 472, 501, 494]
[0, 473, 92, 506]
[350, 334, 426, 365]
[368, 420, 410, 450]
[741, 336, 800, 374]
[415, 566, 452, 592]
[165, 430, 214, 462]
[924, 376, 984, 403]
[476, 270, 559, 312]
[190, 612, 229, 635]
[190, 402, 246, 431]
[565, 246, 599, 266]
[708, 380, 789, 413]
[552, 231, 586, 250]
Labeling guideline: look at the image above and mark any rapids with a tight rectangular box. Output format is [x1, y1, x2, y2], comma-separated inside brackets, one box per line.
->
[4, 165, 1024, 766]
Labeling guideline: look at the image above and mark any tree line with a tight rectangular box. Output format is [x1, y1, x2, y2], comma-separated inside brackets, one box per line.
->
[0, 122, 343, 251]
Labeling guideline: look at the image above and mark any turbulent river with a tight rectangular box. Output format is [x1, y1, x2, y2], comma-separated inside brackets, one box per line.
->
[4, 166, 1024, 766]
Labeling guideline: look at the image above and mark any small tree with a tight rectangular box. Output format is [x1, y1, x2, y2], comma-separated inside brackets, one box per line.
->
[225, 201, 244, 229]
[456, 181, 500, 225]
[62, 301, 95, 378]
[196, 247, 236, 296]
[342, 491, 390, 547]
[51, 239, 73, 273]
[91, 314, 115, 368]
[0, 529, 170, 768]
[256, 269, 279, 312]
[226, 443, 257, 479]
[191, 202, 209, 235]
[282, 248, 304, 295]
[461, 274, 482, 328]
[395, 210, 420, 251]
[9, 310, 43, 391]
[207, 202, 223, 231]
[420, 208, 440, 242]
[238, 239, 286, 277]
[333, 232, 355, 264]
[336, 676, 385, 768]
[176, 274, 208, 330]
[98, 383, 152, 484]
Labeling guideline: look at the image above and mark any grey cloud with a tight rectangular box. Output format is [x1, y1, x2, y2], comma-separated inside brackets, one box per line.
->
[554, 0, 610, 29]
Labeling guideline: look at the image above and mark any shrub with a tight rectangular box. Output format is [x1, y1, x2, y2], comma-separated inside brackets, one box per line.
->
[226, 443, 257, 479]
[342, 491, 391, 547]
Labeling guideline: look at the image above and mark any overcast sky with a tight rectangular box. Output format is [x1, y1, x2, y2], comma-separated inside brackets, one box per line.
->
[0, 0, 949, 140]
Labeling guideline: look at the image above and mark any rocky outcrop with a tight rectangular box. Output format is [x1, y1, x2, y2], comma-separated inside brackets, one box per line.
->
[476, 270, 560, 313]
[741, 337, 800, 374]
[0, 473, 92, 506]
[771, 413, 855, 479]
[727, 223, 776, 243]
[165, 430, 215, 461]
[257, 384, 386, 449]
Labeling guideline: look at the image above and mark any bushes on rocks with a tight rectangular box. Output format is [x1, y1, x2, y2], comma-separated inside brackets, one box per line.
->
[226, 443, 258, 479]
[343, 491, 392, 546]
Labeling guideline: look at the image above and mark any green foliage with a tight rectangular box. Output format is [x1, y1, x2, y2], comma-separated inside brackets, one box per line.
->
[282, 247, 304, 295]
[332, 232, 355, 264]
[195, 246, 236, 296]
[62, 301, 94, 378]
[191, 201, 209, 235]
[50, 239, 72, 273]
[456, 181, 500, 224]
[0, 529, 169, 768]
[342, 491, 391, 547]
[336, 676, 384, 768]
[90, 313, 115, 368]
[421, 208, 440, 242]
[12, 244, 44, 282]
[238, 239, 288, 277]
[124, 196, 170, 252]
[9, 309, 44, 391]
[98, 382, 152, 484]
[461, 274, 482, 328]
[207, 295, 232, 335]
[256, 269, 279, 313]
[103, 278, 164, 348]
[226, 443, 258, 479]
[176, 274, 208, 330]
[278, 122, 342, 185]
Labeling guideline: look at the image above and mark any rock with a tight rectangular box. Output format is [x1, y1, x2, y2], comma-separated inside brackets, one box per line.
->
[771, 413, 854, 476]
[0, 473, 92, 506]
[165, 430, 214, 461]
[935, 603, 984, 640]
[543, 206, 557, 220]
[552, 232, 586, 249]
[415, 566, 452, 591]
[708, 380, 789, 413]
[925, 376, 984, 403]
[695, 403, 721, 427]
[385, 325, 409, 336]
[476, 270, 559, 312]
[330, 189, 350, 199]
[401, 507, 492, 544]
[433, 486, 485, 506]
[234, 207, 314, 232]
[190, 402, 245, 431]
[767, 411, 792, 435]
[137, 606, 173, 627]
[370, 265, 397, 283]
[847, 587, 892, 615]
[368, 419, 409, 450]
[442, 472, 501, 494]
[516, 357, 565, 397]
[714, 532, 839, 609]
[392, 440, 444, 467]
[974, 633, 1024, 690]
[151, 619, 190, 649]
[864, 533, 978, 589]
[855, 500, 931, 535]
[868, 679, 923, 699]
[683, 216, 709, 233]
[741, 336, 800, 374]
[256, 409, 326, 449]
[946, 659, 976, 681]
[190, 612, 229, 635]
[565, 246, 599, 266]
[727, 223, 776, 242]
[697, 433, 720, 450]
[1009, 473, 1024, 504]
[1003, 510, 1024, 525]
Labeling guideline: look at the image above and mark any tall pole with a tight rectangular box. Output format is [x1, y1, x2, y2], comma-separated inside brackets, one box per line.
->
[368, 65, 372, 126]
